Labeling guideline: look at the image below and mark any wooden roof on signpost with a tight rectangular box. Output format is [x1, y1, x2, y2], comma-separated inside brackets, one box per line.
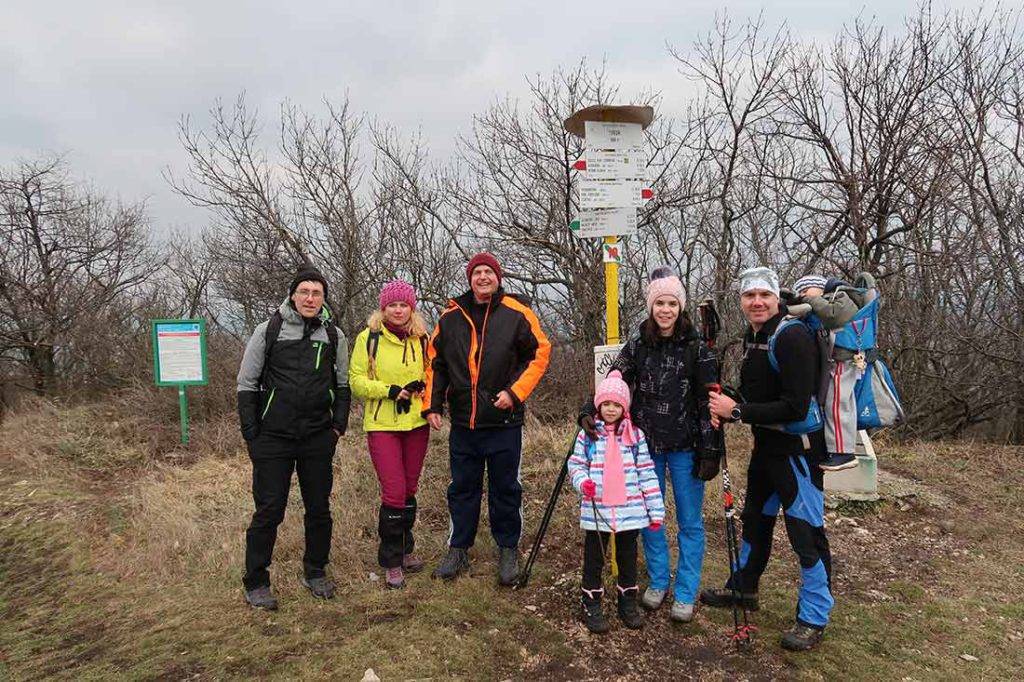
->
[563, 105, 655, 138]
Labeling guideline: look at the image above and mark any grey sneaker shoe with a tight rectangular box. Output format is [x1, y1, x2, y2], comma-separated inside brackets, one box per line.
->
[244, 585, 278, 610]
[497, 546, 520, 586]
[301, 576, 336, 599]
[432, 547, 470, 581]
[641, 587, 667, 610]
[670, 601, 695, 623]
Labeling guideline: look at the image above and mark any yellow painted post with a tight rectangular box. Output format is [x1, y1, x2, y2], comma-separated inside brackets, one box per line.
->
[604, 236, 620, 344]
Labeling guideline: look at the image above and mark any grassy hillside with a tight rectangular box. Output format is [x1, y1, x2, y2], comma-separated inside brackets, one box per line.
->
[1, 401, 1022, 680]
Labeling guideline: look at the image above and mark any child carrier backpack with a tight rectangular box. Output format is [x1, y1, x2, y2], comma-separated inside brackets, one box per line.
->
[764, 317, 827, 436]
[832, 298, 904, 429]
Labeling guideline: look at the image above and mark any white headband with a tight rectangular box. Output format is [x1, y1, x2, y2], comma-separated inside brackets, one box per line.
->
[738, 267, 780, 297]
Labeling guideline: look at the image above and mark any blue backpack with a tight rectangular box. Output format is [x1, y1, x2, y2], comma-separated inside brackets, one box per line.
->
[764, 317, 825, 436]
[833, 298, 904, 429]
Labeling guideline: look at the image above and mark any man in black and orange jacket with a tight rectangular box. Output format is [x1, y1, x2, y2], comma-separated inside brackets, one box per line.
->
[423, 252, 551, 585]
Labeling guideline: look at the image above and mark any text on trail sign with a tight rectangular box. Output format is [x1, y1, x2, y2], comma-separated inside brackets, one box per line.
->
[153, 320, 208, 385]
[573, 149, 647, 180]
[570, 208, 638, 238]
[584, 121, 645, 150]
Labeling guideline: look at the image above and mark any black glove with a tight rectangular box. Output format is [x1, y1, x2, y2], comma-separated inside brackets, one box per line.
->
[237, 390, 261, 442]
[396, 397, 412, 414]
[388, 384, 403, 400]
[579, 414, 600, 441]
[332, 385, 351, 436]
[693, 457, 721, 482]
[722, 385, 743, 403]
[403, 380, 426, 394]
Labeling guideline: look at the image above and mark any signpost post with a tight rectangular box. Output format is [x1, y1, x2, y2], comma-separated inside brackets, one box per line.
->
[151, 319, 208, 444]
[564, 104, 654, 356]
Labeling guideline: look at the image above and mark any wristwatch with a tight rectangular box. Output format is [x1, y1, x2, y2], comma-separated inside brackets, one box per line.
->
[730, 405, 742, 423]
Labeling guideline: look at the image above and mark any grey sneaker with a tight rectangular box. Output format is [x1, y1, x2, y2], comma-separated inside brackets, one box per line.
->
[670, 601, 695, 623]
[301, 575, 336, 599]
[432, 547, 470, 581]
[641, 587, 667, 610]
[244, 585, 278, 610]
[497, 546, 520, 586]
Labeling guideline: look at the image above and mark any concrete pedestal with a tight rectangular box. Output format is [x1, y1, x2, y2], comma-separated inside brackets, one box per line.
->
[824, 430, 880, 501]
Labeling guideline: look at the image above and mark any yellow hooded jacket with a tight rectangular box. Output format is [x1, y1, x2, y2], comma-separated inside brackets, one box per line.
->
[349, 324, 428, 432]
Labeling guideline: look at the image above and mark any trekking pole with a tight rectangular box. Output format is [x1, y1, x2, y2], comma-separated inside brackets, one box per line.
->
[515, 429, 580, 589]
[590, 497, 618, 584]
[709, 382, 756, 648]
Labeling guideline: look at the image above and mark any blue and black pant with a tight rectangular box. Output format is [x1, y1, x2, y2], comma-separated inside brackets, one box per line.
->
[730, 452, 834, 629]
[447, 425, 523, 549]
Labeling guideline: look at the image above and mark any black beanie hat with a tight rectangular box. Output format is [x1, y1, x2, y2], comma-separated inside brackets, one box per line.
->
[289, 265, 329, 300]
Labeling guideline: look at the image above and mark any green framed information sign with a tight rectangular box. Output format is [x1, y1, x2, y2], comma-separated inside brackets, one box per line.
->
[151, 319, 208, 443]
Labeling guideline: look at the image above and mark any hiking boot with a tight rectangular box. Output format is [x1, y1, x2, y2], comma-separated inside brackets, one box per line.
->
[616, 587, 644, 629]
[580, 588, 611, 634]
[699, 587, 759, 611]
[641, 587, 667, 610]
[670, 601, 695, 623]
[496, 546, 520, 586]
[432, 547, 470, 581]
[820, 453, 858, 472]
[244, 585, 278, 610]
[302, 576, 336, 599]
[781, 623, 825, 651]
[385, 566, 405, 589]
[403, 554, 425, 573]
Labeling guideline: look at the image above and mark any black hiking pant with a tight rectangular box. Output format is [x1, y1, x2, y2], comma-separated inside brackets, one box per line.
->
[582, 529, 639, 591]
[243, 430, 336, 590]
[447, 425, 523, 549]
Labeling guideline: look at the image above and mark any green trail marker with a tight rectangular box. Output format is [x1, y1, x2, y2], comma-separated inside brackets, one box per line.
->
[151, 319, 208, 444]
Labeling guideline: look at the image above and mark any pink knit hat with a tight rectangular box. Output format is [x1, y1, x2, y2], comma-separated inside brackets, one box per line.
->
[379, 280, 417, 310]
[646, 266, 686, 312]
[594, 370, 631, 413]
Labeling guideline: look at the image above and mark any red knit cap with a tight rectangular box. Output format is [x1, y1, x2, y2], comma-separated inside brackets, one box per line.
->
[379, 279, 417, 310]
[466, 252, 502, 285]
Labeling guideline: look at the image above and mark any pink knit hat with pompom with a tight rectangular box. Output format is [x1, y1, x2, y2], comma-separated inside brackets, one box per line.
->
[594, 370, 631, 413]
[646, 266, 686, 312]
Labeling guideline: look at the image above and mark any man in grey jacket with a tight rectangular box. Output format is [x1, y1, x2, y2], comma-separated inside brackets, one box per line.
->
[236, 266, 351, 609]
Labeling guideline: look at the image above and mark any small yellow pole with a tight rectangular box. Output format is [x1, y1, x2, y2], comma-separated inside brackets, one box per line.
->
[604, 236, 620, 345]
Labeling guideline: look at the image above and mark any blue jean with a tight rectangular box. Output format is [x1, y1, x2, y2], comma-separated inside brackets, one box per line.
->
[641, 449, 705, 604]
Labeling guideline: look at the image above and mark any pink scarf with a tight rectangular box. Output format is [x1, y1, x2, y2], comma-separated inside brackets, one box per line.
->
[601, 418, 637, 506]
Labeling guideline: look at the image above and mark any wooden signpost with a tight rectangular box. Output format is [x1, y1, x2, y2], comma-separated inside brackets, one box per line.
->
[564, 105, 654, 365]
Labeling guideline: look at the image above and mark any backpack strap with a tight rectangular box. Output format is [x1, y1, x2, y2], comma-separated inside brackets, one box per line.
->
[366, 330, 382, 359]
[260, 310, 284, 389]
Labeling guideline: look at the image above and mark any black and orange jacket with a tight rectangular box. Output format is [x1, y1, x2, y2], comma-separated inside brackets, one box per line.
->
[423, 288, 551, 430]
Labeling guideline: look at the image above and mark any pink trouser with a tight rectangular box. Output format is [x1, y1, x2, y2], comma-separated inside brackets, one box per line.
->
[367, 426, 430, 508]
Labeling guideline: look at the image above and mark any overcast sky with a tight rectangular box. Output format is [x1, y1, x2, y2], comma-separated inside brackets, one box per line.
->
[0, 1, 979, 235]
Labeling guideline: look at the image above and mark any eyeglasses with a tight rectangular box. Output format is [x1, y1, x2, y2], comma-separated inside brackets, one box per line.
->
[295, 289, 324, 300]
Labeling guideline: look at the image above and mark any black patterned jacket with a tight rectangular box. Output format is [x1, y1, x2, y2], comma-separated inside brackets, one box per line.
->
[584, 326, 721, 459]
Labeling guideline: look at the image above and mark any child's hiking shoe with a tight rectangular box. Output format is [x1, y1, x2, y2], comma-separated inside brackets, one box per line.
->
[641, 587, 667, 610]
[699, 587, 759, 611]
[780, 623, 825, 651]
[616, 586, 644, 629]
[580, 588, 611, 634]
[432, 547, 470, 581]
[244, 585, 278, 610]
[669, 601, 695, 623]
[819, 453, 858, 472]
[385, 566, 405, 589]
[402, 554, 425, 573]
[301, 576, 337, 599]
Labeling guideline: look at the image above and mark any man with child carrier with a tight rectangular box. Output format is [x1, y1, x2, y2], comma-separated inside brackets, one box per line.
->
[706, 267, 835, 651]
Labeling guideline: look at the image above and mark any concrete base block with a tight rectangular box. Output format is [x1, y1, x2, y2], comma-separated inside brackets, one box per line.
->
[824, 430, 880, 501]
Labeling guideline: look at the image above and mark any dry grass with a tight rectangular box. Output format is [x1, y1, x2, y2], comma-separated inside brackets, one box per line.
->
[1, 401, 1023, 680]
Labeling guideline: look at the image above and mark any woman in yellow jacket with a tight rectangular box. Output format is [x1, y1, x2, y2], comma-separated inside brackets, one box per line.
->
[349, 280, 430, 588]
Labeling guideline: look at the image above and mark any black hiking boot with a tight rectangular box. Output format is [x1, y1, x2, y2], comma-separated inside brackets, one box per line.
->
[497, 546, 520, 586]
[432, 547, 470, 581]
[616, 586, 644, 629]
[244, 585, 279, 610]
[580, 588, 611, 634]
[781, 623, 825, 651]
[301, 575, 336, 599]
[699, 587, 760, 611]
